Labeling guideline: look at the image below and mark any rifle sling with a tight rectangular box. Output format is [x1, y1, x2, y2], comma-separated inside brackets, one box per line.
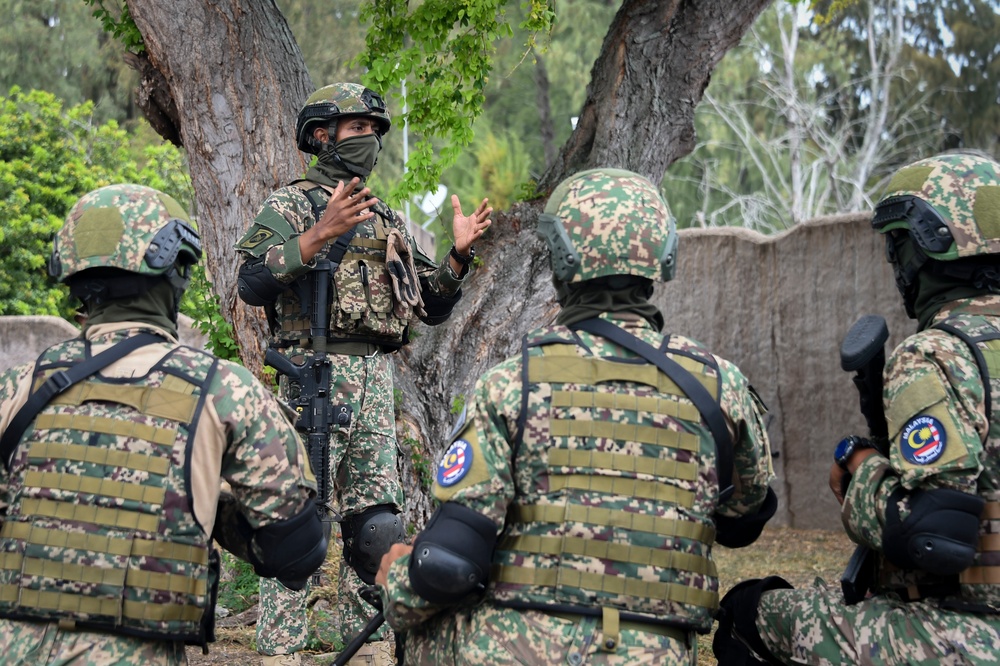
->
[1, 333, 165, 471]
[569, 318, 735, 502]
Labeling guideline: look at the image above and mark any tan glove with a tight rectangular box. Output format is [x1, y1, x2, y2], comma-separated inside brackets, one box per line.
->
[385, 228, 427, 318]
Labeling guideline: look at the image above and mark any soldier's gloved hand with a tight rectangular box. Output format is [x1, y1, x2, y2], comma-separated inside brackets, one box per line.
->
[211, 492, 256, 561]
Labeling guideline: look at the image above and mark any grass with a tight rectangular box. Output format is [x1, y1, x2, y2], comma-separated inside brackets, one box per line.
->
[696, 526, 858, 665]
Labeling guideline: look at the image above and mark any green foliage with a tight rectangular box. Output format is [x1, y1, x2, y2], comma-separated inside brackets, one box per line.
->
[0, 87, 158, 317]
[358, 0, 555, 200]
[450, 394, 466, 415]
[0, 0, 137, 125]
[181, 265, 241, 362]
[83, 0, 145, 54]
[404, 435, 434, 490]
[217, 551, 260, 614]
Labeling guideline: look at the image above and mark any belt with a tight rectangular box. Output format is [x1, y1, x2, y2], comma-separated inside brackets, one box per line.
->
[324, 341, 383, 356]
[546, 610, 689, 645]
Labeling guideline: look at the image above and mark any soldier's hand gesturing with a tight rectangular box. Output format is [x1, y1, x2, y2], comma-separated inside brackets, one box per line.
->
[298, 177, 376, 263]
[449, 195, 492, 274]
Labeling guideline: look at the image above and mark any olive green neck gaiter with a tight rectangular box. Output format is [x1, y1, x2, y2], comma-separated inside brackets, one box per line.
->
[555, 280, 665, 331]
[83, 279, 179, 338]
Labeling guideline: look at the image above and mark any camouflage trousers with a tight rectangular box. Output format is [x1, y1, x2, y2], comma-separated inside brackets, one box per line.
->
[0, 618, 186, 665]
[257, 351, 403, 655]
[403, 605, 695, 665]
[757, 582, 1000, 665]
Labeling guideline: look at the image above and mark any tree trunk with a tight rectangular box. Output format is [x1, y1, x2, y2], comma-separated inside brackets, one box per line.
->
[124, 0, 774, 529]
[540, 0, 773, 190]
[126, 0, 313, 378]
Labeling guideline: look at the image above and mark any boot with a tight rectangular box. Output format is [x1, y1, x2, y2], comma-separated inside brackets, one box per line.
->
[261, 654, 301, 666]
[346, 640, 395, 665]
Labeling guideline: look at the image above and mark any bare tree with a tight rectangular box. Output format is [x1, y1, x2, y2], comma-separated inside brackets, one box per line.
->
[685, 0, 940, 231]
[124, 0, 772, 522]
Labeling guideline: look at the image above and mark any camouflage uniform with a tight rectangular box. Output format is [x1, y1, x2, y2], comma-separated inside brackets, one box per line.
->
[748, 154, 1000, 664]
[379, 169, 776, 665]
[0, 185, 321, 665]
[235, 85, 468, 656]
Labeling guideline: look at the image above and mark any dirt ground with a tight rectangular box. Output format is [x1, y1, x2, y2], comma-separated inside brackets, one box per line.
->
[186, 526, 857, 666]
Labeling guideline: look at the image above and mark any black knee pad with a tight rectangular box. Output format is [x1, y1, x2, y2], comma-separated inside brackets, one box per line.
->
[251, 504, 329, 591]
[342, 504, 405, 584]
[410, 502, 497, 604]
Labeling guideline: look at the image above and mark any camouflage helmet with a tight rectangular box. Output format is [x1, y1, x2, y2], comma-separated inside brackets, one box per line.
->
[872, 152, 1000, 261]
[295, 83, 391, 154]
[537, 168, 678, 284]
[49, 183, 201, 284]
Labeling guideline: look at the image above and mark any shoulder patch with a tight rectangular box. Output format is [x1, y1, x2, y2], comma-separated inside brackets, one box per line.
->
[899, 415, 947, 465]
[437, 439, 474, 487]
[238, 228, 274, 249]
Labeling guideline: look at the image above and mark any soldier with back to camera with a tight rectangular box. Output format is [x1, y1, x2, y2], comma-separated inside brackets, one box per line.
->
[375, 168, 777, 665]
[0, 184, 327, 666]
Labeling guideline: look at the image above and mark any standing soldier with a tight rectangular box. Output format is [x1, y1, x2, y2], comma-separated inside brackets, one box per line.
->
[714, 152, 1000, 665]
[234, 82, 492, 665]
[0, 184, 327, 665]
[375, 168, 777, 665]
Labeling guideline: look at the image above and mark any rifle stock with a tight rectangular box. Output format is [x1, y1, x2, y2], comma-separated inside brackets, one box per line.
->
[838, 314, 889, 604]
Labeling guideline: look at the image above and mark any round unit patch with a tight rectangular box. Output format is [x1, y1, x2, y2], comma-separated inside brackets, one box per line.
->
[437, 439, 474, 487]
[899, 415, 947, 465]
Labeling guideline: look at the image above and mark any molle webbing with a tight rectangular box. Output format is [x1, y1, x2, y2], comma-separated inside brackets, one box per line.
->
[546, 475, 695, 508]
[509, 504, 716, 543]
[493, 564, 718, 610]
[549, 419, 701, 453]
[961, 501, 1000, 585]
[530, 352, 719, 398]
[548, 449, 697, 480]
[1, 521, 208, 564]
[552, 389, 702, 423]
[501, 535, 715, 576]
[39, 381, 199, 424]
[27, 442, 171, 474]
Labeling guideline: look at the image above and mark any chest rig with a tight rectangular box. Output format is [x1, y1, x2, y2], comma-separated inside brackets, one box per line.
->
[274, 183, 412, 349]
[0, 335, 221, 645]
[490, 320, 731, 633]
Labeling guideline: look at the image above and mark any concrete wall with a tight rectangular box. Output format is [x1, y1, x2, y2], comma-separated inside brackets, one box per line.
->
[0, 216, 909, 530]
[654, 213, 912, 530]
[0, 314, 208, 372]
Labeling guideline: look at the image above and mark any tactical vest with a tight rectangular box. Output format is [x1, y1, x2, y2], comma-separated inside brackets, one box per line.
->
[0, 336, 221, 645]
[275, 184, 411, 349]
[877, 312, 1000, 610]
[490, 325, 724, 633]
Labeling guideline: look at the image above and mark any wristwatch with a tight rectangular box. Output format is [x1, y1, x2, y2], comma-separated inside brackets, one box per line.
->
[449, 245, 476, 266]
[834, 435, 871, 470]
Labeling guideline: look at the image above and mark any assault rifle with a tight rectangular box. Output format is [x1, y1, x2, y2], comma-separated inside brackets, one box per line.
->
[264, 257, 350, 518]
[838, 314, 889, 604]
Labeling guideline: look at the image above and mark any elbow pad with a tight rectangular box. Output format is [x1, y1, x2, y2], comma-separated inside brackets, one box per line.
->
[250, 504, 329, 591]
[715, 487, 778, 549]
[419, 278, 461, 326]
[410, 502, 497, 604]
[237, 255, 285, 306]
[882, 488, 984, 575]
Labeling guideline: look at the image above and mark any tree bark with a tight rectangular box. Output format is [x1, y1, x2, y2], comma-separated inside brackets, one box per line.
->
[123, 0, 774, 528]
[540, 0, 773, 191]
[126, 0, 313, 378]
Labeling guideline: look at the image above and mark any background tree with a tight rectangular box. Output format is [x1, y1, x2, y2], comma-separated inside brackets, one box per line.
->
[0, 87, 190, 317]
[666, 0, 947, 232]
[103, 0, 772, 523]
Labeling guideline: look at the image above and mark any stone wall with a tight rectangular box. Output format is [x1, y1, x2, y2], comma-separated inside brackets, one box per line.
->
[0, 215, 911, 530]
[654, 213, 911, 529]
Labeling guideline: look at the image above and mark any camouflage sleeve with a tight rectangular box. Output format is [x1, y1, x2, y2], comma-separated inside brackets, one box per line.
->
[842, 330, 984, 550]
[0, 363, 34, 517]
[715, 357, 775, 518]
[234, 186, 316, 283]
[209, 360, 316, 528]
[380, 357, 518, 630]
